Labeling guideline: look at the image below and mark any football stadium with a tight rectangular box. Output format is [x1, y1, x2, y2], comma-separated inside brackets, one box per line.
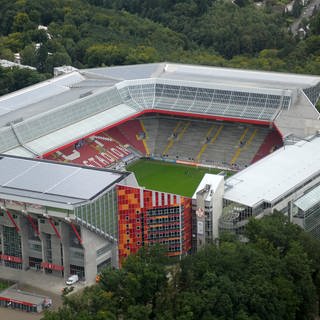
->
[0, 62, 320, 283]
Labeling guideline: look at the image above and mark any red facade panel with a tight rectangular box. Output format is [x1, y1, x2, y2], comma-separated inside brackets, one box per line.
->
[0, 254, 23, 263]
[117, 185, 192, 266]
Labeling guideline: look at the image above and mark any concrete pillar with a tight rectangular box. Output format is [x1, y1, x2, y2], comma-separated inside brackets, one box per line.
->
[19, 215, 29, 270]
[82, 226, 98, 284]
[40, 231, 46, 274]
[0, 225, 3, 256]
[51, 235, 63, 277]
[61, 221, 70, 279]
[111, 242, 118, 268]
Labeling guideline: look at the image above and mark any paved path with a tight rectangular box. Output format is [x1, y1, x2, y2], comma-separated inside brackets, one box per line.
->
[0, 266, 66, 295]
[291, 0, 320, 34]
[0, 266, 87, 319]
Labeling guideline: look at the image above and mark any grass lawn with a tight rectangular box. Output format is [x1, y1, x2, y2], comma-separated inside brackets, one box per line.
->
[0, 279, 13, 291]
[126, 159, 229, 197]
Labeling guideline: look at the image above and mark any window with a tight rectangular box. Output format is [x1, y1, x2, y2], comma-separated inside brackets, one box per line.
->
[96, 244, 111, 257]
[30, 243, 42, 252]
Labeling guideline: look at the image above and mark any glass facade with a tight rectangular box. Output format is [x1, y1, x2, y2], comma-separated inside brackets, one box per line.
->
[14, 87, 122, 144]
[3, 226, 22, 269]
[219, 200, 253, 234]
[118, 79, 292, 121]
[303, 83, 320, 105]
[293, 184, 320, 240]
[74, 188, 118, 241]
[297, 203, 320, 239]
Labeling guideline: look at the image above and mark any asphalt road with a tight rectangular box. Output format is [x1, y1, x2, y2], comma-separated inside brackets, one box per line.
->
[291, 0, 320, 34]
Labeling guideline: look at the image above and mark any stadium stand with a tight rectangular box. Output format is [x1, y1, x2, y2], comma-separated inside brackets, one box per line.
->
[46, 135, 132, 168]
[0, 63, 319, 159]
[136, 116, 277, 169]
[251, 130, 283, 163]
[0, 62, 317, 169]
[106, 126, 131, 146]
[109, 120, 147, 155]
[139, 117, 159, 156]
[46, 114, 279, 170]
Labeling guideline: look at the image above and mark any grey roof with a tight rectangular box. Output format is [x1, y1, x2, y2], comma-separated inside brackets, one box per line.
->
[0, 156, 128, 208]
[83, 63, 320, 90]
[294, 184, 320, 211]
[82, 63, 162, 81]
[0, 72, 85, 127]
[224, 136, 320, 207]
[0, 288, 47, 306]
[158, 63, 320, 90]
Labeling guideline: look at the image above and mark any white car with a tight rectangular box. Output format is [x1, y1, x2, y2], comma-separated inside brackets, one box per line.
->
[66, 274, 79, 285]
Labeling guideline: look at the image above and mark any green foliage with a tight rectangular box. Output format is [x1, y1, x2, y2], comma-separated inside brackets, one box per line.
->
[0, 0, 319, 91]
[42, 214, 320, 320]
[0, 279, 13, 291]
[0, 66, 47, 95]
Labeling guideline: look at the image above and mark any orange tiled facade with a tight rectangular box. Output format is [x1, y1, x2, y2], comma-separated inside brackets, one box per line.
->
[117, 185, 192, 265]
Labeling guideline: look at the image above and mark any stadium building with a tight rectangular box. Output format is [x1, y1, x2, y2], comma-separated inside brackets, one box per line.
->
[0, 63, 320, 282]
[216, 134, 320, 241]
[0, 155, 192, 282]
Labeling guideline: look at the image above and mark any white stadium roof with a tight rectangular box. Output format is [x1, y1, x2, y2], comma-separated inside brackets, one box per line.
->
[0, 63, 319, 157]
[192, 173, 224, 202]
[0, 156, 128, 209]
[224, 135, 320, 208]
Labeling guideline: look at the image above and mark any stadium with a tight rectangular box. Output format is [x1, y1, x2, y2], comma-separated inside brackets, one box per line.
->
[0, 62, 320, 283]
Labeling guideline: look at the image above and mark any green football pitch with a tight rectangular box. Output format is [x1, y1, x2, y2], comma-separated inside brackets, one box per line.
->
[126, 159, 228, 197]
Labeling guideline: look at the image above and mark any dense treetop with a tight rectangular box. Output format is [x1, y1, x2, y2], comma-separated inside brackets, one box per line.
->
[0, 0, 320, 93]
[42, 213, 320, 320]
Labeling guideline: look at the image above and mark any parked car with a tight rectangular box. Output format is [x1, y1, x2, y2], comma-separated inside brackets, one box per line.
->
[65, 274, 79, 285]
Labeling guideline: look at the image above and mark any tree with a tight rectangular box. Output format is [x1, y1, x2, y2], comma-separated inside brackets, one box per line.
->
[292, 0, 303, 18]
[12, 12, 33, 32]
[42, 213, 320, 320]
[21, 44, 37, 66]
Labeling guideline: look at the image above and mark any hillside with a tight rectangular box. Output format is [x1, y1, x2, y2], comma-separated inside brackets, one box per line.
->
[0, 0, 320, 95]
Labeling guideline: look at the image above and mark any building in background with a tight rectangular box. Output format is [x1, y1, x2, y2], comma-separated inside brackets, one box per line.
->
[192, 174, 224, 251]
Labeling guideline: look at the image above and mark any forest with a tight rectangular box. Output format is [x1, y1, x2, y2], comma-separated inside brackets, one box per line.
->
[0, 0, 320, 95]
[42, 213, 320, 320]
